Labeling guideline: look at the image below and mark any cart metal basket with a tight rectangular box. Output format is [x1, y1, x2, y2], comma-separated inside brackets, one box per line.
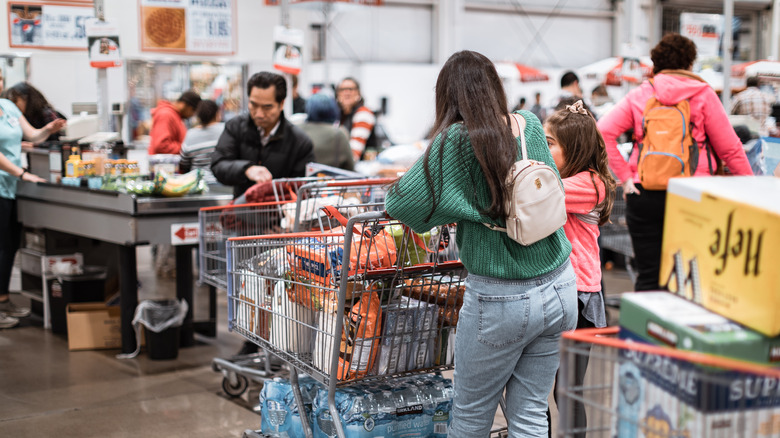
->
[199, 177, 393, 290]
[227, 210, 463, 437]
[599, 186, 637, 287]
[557, 327, 780, 438]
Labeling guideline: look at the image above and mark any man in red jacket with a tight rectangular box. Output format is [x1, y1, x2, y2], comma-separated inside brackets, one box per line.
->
[148, 90, 201, 155]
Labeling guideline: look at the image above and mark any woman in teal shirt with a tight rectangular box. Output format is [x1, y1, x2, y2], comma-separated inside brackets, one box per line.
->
[0, 95, 66, 328]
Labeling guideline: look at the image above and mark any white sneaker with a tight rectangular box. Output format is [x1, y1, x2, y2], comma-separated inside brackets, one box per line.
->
[0, 299, 30, 318]
[0, 313, 19, 329]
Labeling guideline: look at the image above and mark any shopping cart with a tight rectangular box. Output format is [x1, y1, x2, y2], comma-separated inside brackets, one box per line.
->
[200, 177, 395, 290]
[204, 178, 396, 402]
[556, 327, 780, 438]
[227, 210, 466, 437]
[599, 186, 636, 285]
[291, 178, 394, 232]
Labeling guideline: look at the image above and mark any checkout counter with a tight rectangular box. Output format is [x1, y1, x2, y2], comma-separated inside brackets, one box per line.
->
[16, 180, 232, 354]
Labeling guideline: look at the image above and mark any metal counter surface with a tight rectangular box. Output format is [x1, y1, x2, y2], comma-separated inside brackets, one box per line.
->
[16, 181, 230, 353]
[16, 182, 232, 246]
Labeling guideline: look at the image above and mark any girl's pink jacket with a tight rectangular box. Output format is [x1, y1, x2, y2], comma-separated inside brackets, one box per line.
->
[597, 70, 753, 183]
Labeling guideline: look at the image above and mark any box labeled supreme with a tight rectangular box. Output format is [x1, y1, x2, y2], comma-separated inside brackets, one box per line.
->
[660, 177, 780, 336]
[612, 336, 780, 438]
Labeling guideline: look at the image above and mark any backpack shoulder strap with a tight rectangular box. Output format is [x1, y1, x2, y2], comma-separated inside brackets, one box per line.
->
[510, 113, 528, 160]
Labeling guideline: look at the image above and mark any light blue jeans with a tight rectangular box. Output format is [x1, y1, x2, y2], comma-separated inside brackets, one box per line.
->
[449, 260, 577, 438]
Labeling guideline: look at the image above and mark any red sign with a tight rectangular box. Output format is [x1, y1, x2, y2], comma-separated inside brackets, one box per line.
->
[171, 223, 199, 245]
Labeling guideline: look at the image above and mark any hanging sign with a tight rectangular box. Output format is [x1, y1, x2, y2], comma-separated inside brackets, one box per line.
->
[85, 18, 121, 68]
[681, 13, 723, 63]
[140, 0, 235, 55]
[8, 2, 94, 49]
[272, 26, 304, 75]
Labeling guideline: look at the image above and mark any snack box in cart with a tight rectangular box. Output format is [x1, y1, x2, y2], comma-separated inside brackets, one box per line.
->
[618, 291, 780, 366]
[660, 176, 780, 336]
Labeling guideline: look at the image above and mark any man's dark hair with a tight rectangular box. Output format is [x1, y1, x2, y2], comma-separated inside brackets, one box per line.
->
[747, 76, 760, 88]
[178, 90, 202, 109]
[560, 71, 579, 88]
[292, 74, 299, 88]
[650, 33, 697, 74]
[247, 72, 287, 103]
[196, 99, 218, 126]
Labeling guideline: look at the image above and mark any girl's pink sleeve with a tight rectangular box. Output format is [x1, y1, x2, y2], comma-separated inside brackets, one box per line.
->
[597, 98, 636, 183]
[563, 173, 604, 214]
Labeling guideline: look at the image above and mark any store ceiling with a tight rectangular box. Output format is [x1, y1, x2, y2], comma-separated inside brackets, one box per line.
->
[661, 0, 771, 14]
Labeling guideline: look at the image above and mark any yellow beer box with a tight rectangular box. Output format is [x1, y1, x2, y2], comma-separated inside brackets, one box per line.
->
[660, 176, 780, 336]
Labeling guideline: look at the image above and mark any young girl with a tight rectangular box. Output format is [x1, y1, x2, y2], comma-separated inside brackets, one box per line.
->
[544, 100, 616, 438]
[386, 50, 577, 437]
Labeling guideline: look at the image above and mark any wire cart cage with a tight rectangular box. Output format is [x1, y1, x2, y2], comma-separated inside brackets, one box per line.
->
[557, 327, 780, 438]
[228, 210, 463, 437]
[199, 177, 393, 290]
[599, 185, 636, 285]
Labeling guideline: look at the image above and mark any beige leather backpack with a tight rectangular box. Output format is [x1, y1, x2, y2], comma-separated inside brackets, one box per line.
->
[483, 113, 567, 245]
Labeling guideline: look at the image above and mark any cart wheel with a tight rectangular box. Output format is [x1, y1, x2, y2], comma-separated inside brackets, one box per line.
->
[222, 375, 249, 398]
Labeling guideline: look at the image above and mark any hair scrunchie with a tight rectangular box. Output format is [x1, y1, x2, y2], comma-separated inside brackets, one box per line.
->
[566, 100, 588, 115]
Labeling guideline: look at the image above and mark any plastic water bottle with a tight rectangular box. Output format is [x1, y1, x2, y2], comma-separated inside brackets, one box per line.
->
[762, 116, 777, 138]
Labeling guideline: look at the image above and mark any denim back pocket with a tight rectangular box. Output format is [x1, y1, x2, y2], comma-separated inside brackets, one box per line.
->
[553, 277, 577, 331]
[477, 293, 530, 348]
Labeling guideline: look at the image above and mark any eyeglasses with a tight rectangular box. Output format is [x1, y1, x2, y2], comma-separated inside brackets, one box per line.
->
[337, 86, 357, 92]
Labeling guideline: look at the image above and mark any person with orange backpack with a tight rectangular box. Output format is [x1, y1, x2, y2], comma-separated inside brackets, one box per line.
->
[597, 33, 753, 291]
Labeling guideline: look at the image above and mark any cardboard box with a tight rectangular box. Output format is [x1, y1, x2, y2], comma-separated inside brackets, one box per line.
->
[619, 291, 780, 366]
[660, 176, 780, 336]
[66, 302, 121, 351]
[612, 344, 780, 438]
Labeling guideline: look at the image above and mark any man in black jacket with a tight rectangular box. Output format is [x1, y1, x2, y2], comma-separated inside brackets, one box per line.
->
[212, 71, 314, 199]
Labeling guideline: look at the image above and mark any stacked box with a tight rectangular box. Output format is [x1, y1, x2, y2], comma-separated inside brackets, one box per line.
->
[660, 176, 780, 336]
[619, 291, 780, 365]
[616, 292, 780, 437]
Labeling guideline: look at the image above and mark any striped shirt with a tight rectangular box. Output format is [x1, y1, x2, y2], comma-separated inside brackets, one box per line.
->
[347, 106, 376, 160]
[180, 122, 225, 184]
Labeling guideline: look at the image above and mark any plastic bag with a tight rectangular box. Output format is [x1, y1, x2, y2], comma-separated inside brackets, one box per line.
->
[116, 299, 188, 359]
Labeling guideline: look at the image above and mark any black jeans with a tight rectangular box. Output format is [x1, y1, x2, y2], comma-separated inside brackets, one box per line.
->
[625, 185, 667, 291]
[0, 197, 21, 296]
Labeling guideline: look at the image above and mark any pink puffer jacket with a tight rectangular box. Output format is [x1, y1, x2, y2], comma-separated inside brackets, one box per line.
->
[597, 69, 753, 183]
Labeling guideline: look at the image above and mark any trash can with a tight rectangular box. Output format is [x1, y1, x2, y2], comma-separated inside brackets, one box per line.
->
[49, 266, 107, 334]
[123, 299, 188, 361]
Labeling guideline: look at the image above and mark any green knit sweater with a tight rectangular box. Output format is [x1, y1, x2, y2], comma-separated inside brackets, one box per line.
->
[385, 110, 572, 279]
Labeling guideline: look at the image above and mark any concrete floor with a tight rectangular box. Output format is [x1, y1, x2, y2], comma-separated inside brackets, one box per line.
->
[0, 246, 634, 437]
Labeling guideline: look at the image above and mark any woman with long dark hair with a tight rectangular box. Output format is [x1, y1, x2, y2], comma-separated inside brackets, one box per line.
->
[385, 50, 577, 437]
[3, 82, 66, 142]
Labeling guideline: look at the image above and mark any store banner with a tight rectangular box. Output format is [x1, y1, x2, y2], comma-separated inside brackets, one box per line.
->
[85, 19, 122, 68]
[272, 26, 304, 75]
[9, 2, 94, 49]
[680, 13, 723, 64]
[139, 0, 234, 55]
